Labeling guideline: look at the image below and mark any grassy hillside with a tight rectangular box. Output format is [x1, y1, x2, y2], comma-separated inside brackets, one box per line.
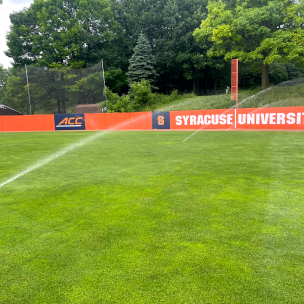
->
[156, 79, 304, 111]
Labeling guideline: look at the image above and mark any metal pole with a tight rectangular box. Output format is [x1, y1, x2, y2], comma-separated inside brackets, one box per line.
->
[101, 59, 107, 112]
[25, 64, 32, 115]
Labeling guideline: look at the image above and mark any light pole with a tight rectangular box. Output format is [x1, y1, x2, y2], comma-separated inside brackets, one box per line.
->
[25, 64, 32, 115]
[101, 59, 107, 112]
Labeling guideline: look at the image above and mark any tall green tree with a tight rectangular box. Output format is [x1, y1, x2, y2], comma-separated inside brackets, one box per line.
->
[6, 0, 116, 67]
[127, 33, 158, 89]
[193, 0, 304, 89]
[109, 0, 222, 94]
[154, 0, 213, 94]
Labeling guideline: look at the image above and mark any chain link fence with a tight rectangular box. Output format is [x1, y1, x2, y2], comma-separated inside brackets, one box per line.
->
[0, 62, 106, 115]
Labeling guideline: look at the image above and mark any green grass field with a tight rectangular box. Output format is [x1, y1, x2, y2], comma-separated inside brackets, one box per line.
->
[1, 131, 304, 303]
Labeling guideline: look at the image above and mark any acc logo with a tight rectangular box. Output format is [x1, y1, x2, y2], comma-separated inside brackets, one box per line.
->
[58, 117, 83, 126]
[54, 114, 86, 130]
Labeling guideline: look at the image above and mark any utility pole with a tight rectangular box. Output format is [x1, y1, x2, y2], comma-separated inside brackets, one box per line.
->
[25, 64, 32, 115]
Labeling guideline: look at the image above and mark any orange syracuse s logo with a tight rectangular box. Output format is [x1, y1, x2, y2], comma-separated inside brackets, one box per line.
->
[158, 116, 164, 125]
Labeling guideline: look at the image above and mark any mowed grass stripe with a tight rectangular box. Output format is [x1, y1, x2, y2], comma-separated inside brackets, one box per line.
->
[0, 131, 303, 303]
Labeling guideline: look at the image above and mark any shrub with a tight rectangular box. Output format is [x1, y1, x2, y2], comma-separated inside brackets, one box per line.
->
[169, 89, 179, 101]
[103, 81, 183, 113]
[130, 79, 154, 111]
[103, 86, 132, 113]
[108, 95, 132, 113]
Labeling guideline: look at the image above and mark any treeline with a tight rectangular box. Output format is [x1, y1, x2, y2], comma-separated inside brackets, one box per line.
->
[3, 0, 304, 97]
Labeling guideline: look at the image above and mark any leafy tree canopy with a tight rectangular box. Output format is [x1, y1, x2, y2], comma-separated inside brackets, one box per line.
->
[6, 0, 116, 67]
[193, 0, 304, 88]
[109, 0, 219, 93]
[5, 0, 304, 97]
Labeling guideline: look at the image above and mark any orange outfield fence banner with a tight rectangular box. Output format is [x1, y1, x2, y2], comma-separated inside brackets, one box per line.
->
[169, 107, 304, 130]
[234, 107, 304, 130]
[0, 112, 152, 132]
[0, 107, 304, 132]
[0, 114, 55, 132]
[84, 112, 152, 130]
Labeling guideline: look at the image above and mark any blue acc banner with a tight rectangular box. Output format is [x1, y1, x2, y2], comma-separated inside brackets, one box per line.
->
[54, 114, 86, 131]
[152, 111, 170, 129]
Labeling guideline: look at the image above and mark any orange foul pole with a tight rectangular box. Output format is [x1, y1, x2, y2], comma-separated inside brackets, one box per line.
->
[231, 59, 238, 128]
[231, 59, 238, 108]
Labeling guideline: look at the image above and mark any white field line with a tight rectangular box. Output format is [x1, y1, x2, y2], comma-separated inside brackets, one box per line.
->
[0, 131, 107, 188]
[180, 107, 234, 143]
[0, 112, 150, 189]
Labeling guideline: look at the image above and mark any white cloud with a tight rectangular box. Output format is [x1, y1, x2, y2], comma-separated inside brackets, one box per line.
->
[10, 0, 32, 4]
[0, 0, 33, 68]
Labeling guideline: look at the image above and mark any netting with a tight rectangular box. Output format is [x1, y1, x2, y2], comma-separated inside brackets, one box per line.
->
[0, 62, 106, 115]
